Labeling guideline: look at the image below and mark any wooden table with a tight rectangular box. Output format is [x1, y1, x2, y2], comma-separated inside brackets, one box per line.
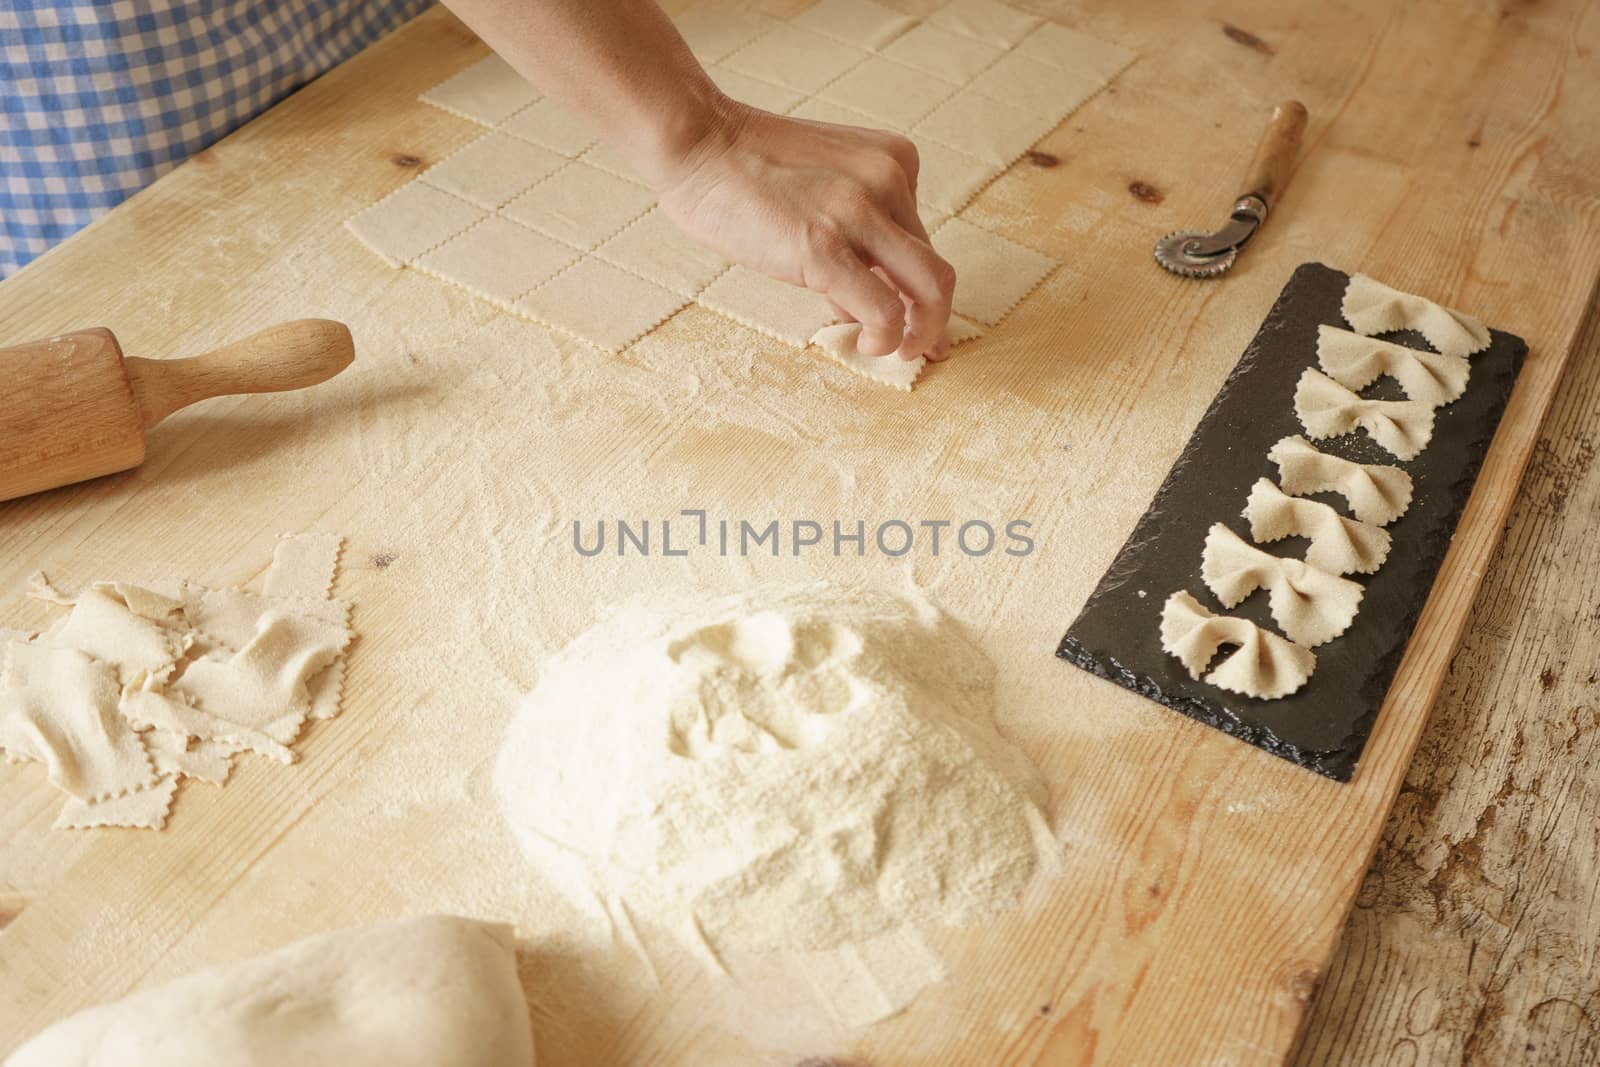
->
[2, 2, 1597, 1064]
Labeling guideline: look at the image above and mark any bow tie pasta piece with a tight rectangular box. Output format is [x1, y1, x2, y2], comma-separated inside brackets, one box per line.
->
[1245, 478, 1393, 575]
[1316, 324, 1470, 408]
[1200, 524, 1364, 647]
[1160, 591, 1315, 699]
[1294, 368, 1436, 460]
[1342, 273, 1491, 358]
[1267, 436, 1413, 526]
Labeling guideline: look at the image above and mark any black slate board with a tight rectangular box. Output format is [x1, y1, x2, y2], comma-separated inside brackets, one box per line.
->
[1057, 262, 1527, 781]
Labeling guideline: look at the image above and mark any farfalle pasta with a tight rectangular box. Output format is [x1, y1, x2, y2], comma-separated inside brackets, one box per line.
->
[1200, 523, 1364, 647]
[1294, 368, 1436, 460]
[1342, 273, 1491, 358]
[1159, 591, 1315, 699]
[1245, 478, 1392, 575]
[1267, 436, 1413, 526]
[1316, 324, 1469, 408]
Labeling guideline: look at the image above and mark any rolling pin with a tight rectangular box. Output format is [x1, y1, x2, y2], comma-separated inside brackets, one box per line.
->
[0, 319, 354, 503]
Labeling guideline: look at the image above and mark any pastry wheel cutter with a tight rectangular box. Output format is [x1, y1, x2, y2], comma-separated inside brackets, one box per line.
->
[1155, 100, 1308, 278]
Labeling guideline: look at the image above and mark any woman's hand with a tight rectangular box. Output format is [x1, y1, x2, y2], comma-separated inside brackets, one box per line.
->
[443, 0, 954, 359]
[655, 102, 955, 361]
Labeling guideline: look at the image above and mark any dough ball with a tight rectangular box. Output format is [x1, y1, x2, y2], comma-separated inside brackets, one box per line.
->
[5, 915, 533, 1067]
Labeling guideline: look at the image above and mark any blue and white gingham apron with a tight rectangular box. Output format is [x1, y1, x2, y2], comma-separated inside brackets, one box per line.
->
[0, 0, 431, 277]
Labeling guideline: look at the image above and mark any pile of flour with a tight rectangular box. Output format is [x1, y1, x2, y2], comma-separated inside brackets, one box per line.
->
[494, 582, 1051, 956]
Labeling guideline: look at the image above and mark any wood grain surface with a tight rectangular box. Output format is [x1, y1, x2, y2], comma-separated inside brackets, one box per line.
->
[1, 1, 1597, 1064]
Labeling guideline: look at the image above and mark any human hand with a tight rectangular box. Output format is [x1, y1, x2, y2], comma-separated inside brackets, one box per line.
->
[654, 101, 955, 361]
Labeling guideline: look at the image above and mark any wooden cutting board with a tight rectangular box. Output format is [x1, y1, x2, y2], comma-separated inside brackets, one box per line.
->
[2, 2, 1597, 1063]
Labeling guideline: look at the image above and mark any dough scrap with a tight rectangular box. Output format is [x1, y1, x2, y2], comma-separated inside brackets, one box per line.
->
[3, 915, 535, 1067]
[1159, 591, 1315, 699]
[1342, 273, 1491, 358]
[40, 586, 179, 686]
[1317, 324, 1469, 408]
[172, 611, 350, 746]
[1268, 435, 1413, 526]
[0, 642, 156, 802]
[53, 775, 178, 832]
[1245, 478, 1393, 575]
[1294, 367, 1436, 461]
[1200, 524, 1364, 648]
[121, 684, 293, 765]
[2, 534, 353, 831]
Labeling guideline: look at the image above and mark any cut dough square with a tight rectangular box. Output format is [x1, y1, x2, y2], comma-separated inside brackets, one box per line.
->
[931, 217, 1055, 325]
[819, 59, 959, 133]
[419, 132, 566, 209]
[0, 642, 156, 802]
[1016, 20, 1136, 83]
[595, 209, 728, 298]
[881, 22, 1004, 82]
[810, 323, 926, 390]
[578, 141, 644, 185]
[968, 51, 1105, 118]
[787, 97, 876, 128]
[928, 0, 1043, 47]
[500, 98, 598, 157]
[54, 775, 178, 831]
[791, 0, 918, 51]
[419, 54, 540, 125]
[705, 65, 806, 115]
[722, 25, 869, 94]
[912, 138, 1000, 216]
[698, 266, 836, 347]
[417, 216, 579, 305]
[913, 89, 1060, 166]
[674, 5, 777, 63]
[501, 162, 656, 250]
[518, 258, 688, 353]
[345, 180, 485, 267]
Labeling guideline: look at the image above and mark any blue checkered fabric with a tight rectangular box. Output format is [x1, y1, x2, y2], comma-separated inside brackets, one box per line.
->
[0, 0, 432, 277]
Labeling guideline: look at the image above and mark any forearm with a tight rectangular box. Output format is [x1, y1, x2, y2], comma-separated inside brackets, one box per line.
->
[442, 0, 727, 189]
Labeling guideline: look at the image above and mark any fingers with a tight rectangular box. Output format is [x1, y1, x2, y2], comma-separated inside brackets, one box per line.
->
[860, 220, 956, 361]
[806, 238, 907, 357]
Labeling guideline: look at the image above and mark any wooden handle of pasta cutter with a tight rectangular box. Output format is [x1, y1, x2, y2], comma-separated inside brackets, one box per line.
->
[125, 318, 354, 428]
[0, 318, 353, 503]
[1241, 100, 1308, 206]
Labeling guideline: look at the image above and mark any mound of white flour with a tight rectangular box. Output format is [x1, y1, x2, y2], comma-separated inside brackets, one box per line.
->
[494, 583, 1050, 955]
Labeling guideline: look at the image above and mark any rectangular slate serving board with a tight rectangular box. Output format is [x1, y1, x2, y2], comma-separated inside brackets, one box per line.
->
[1057, 262, 1527, 781]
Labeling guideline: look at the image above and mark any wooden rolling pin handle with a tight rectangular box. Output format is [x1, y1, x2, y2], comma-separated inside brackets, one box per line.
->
[125, 318, 355, 429]
[1241, 100, 1309, 206]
